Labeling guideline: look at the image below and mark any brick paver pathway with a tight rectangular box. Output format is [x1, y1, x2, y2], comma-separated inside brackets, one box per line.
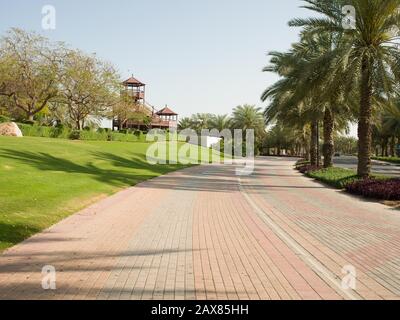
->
[1, 157, 399, 300]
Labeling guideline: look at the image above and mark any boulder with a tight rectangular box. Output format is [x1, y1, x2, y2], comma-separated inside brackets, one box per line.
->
[0, 122, 23, 137]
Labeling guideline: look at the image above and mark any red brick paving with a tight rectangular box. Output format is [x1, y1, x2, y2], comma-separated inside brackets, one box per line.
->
[0, 157, 399, 300]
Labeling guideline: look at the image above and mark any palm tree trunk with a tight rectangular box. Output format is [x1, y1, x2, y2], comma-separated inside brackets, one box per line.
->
[310, 120, 318, 166]
[323, 108, 335, 168]
[390, 136, 396, 157]
[357, 56, 373, 177]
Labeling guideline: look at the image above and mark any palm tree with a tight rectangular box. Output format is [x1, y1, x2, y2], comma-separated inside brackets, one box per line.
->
[232, 105, 265, 154]
[290, 0, 400, 176]
[210, 114, 231, 131]
[232, 105, 265, 136]
[178, 117, 193, 130]
[383, 98, 400, 156]
[191, 113, 214, 133]
[262, 32, 357, 167]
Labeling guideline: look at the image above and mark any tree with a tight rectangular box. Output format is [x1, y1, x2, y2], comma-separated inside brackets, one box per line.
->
[262, 33, 356, 167]
[60, 50, 120, 130]
[290, 0, 400, 176]
[232, 105, 265, 154]
[232, 105, 265, 135]
[112, 92, 151, 130]
[190, 113, 214, 133]
[210, 114, 231, 131]
[0, 28, 63, 121]
[178, 117, 193, 130]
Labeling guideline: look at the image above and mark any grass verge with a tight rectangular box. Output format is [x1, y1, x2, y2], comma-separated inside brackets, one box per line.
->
[295, 160, 400, 202]
[372, 156, 400, 165]
[0, 136, 216, 250]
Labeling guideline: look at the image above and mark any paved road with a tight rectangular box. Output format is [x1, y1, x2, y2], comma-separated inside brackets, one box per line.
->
[334, 156, 400, 177]
[1, 157, 400, 300]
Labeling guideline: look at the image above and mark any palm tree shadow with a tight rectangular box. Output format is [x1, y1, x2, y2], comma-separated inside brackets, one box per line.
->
[0, 149, 184, 188]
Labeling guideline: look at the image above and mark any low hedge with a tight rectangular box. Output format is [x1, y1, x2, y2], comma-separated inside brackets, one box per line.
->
[372, 156, 400, 165]
[297, 164, 321, 174]
[17, 123, 148, 142]
[0, 115, 11, 123]
[295, 163, 399, 201]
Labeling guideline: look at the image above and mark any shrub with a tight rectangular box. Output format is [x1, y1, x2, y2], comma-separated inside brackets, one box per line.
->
[15, 123, 150, 143]
[372, 156, 400, 165]
[0, 115, 11, 123]
[69, 130, 81, 140]
[295, 159, 310, 168]
[79, 130, 108, 141]
[20, 119, 35, 125]
[346, 178, 400, 200]
[297, 164, 321, 174]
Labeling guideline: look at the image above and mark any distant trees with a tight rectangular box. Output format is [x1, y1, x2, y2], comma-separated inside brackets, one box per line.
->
[178, 105, 266, 154]
[60, 50, 119, 129]
[0, 28, 121, 129]
[0, 28, 63, 121]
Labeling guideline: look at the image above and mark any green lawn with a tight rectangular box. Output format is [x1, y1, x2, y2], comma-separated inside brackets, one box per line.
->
[306, 167, 390, 189]
[306, 167, 361, 189]
[0, 136, 204, 251]
[372, 156, 400, 165]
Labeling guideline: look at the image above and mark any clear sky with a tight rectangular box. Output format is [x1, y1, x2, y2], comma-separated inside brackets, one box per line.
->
[0, 0, 314, 119]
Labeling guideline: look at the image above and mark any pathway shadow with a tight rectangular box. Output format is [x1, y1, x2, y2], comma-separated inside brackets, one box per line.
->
[0, 248, 199, 273]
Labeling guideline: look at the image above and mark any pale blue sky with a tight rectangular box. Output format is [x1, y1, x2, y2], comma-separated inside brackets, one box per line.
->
[0, 0, 315, 119]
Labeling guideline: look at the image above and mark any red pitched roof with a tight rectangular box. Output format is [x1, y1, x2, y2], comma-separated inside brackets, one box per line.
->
[156, 106, 178, 116]
[122, 77, 145, 86]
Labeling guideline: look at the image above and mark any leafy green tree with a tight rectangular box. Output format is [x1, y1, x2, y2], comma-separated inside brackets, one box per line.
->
[0, 28, 63, 121]
[60, 50, 120, 130]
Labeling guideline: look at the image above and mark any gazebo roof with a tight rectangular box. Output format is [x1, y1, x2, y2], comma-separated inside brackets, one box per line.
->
[122, 77, 145, 87]
[156, 106, 178, 116]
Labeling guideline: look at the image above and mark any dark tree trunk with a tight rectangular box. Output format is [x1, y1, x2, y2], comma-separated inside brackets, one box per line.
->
[357, 57, 373, 177]
[323, 108, 335, 168]
[390, 136, 396, 157]
[381, 140, 386, 157]
[310, 120, 318, 166]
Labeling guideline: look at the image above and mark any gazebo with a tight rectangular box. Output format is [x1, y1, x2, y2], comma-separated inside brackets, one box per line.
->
[153, 105, 178, 129]
[156, 106, 178, 122]
[122, 76, 146, 105]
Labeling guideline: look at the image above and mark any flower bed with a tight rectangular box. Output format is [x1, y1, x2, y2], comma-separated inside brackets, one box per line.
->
[345, 178, 400, 201]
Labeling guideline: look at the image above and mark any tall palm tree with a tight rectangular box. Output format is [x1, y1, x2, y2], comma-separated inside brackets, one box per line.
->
[290, 0, 400, 176]
[232, 105, 266, 154]
[178, 117, 193, 130]
[383, 98, 400, 156]
[232, 105, 265, 136]
[191, 113, 214, 133]
[210, 114, 231, 131]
